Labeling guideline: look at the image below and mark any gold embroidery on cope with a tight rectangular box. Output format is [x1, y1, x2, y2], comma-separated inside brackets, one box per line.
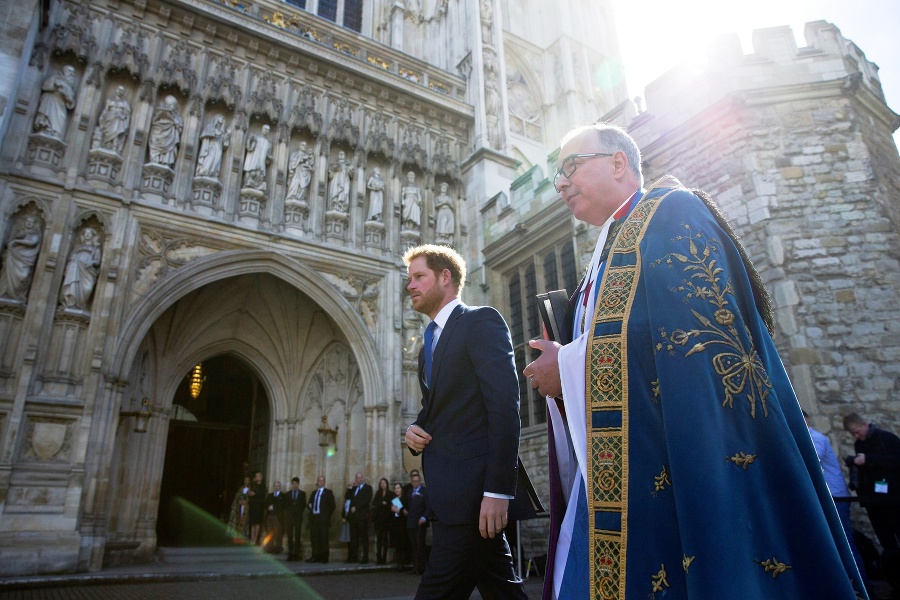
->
[682, 554, 695, 573]
[652, 465, 671, 495]
[651, 564, 670, 596]
[651, 227, 774, 418]
[756, 556, 792, 578]
[727, 451, 757, 470]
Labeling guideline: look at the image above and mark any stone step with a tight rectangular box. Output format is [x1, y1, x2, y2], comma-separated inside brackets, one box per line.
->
[158, 546, 274, 564]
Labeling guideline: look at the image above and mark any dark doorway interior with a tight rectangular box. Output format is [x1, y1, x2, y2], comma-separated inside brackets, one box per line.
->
[157, 354, 270, 546]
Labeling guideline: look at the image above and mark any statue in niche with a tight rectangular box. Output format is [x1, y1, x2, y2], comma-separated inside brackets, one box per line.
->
[285, 141, 314, 203]
[60, 227, 102, 311]
[401, 171, 422, 230]
[327, 151, 352, 213]
[0, 214, 43, 302]
[366, 167, 384, 221]
[480, 0, 493, 42]
[195, 115, 230, 178]
[91, 85, 131, 155]
[147, 95, 184, 167]
[242, 124, 272, 191]
[435, 182, 455, 238]
[33, 65, 77, 139]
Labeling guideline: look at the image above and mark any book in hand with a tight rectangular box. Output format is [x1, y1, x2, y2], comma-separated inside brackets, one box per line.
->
[391, 497, 403, 510]
[536, 289, 570, 345]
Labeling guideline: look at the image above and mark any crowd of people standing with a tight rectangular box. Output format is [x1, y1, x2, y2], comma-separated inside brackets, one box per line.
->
[225, 469, 430, 570]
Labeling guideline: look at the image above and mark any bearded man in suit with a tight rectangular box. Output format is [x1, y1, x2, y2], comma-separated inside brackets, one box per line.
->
[403, 244, 526, 600]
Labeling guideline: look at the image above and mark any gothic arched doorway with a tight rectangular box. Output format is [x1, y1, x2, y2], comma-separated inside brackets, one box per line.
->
[156, 354, 270, 546]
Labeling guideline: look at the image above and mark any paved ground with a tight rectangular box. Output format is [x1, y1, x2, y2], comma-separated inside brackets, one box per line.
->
[0, 570, 544, 600]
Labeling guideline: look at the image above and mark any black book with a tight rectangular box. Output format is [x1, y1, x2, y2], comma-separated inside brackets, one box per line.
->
[508, 457, 546, 520]
[536, 289, 570, 345]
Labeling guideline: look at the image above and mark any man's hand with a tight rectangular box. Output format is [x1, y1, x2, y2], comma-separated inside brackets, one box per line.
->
[523, 339, 563, 399]
[418, 517, 427, 526]
[350, 506, 356, 513]
[854, 453, 866, 466]
[479, 496, 509, 539]
[405, 424, 433, 453]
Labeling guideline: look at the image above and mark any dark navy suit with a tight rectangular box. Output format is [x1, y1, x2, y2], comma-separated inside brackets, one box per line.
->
[410, 303, 526, 599]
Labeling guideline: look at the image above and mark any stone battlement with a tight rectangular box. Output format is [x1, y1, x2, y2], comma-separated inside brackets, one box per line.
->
[631, 21, 889, 140]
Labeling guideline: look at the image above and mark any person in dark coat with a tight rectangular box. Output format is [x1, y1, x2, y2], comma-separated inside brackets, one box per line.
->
[248, 470, 266, 545]
[390, 482, 409, 566]
[406, 472, 430, 575]
[346, 472, 373, 563]
[263, 480, 286, 554]
[307, 475, 336, 563]
[284, 477, 306, 560]
[372, 478, 393, 564]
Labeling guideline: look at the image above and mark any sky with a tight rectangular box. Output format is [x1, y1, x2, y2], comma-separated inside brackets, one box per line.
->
[610, 0, 900, 146]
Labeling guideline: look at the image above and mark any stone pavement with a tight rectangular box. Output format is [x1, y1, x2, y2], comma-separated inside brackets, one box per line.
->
[0, 547, 546, 599]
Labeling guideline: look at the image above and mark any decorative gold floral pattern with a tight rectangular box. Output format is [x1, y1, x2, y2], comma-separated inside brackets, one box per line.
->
[755, 556, 792, 578]
[651, 564, 670, 596]
[727, 451, 757, 470]
[682, 554, 695, 573]
[652, 465, 671, 495]
[651, 226, 774, 418]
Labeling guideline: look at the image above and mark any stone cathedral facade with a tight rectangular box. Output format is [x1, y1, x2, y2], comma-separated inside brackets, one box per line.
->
[0, 0, 897, 577]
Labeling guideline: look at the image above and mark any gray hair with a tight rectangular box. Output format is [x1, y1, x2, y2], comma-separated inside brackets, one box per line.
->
[561, 122, 643, 187]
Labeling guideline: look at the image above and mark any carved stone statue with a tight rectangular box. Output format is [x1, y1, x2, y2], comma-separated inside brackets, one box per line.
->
[0, 214, 43, 302]
[33, 66, 76, 139]
[243, 124, 272, 191]
[435, 182, 455, 238]
[195, 115, 230, 178]
[327, 151, 352, 213]
[480, 0, 493, 42]
[60, 227, 102, 311]
[401, 171, 422, 230]
[91, 85, 131, 154]
[147, 95, 183, 167]
[366, 167, 384, 221]
[286, 141, 313, 203]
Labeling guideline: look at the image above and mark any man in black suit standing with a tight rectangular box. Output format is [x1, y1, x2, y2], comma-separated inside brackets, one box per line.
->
[346, 471, 373, 563]
[307, 475, 335, 563]
[403, 244, 526, 599]
[284, 477, 306, 561]
[264, 480, 286, 554]
[406, 471, 430, 575]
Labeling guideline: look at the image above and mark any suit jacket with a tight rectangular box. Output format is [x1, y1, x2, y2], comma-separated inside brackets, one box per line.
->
[265, 491, 286, 521]
[411, 303, 520, 526]
[348, 482, 373, 518]
[307, 486, 336, 519]
[405, 484, 430, 529]
[284, 488, 306, 523]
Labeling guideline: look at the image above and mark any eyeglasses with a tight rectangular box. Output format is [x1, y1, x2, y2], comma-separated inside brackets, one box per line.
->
[553, 152, 614, 192]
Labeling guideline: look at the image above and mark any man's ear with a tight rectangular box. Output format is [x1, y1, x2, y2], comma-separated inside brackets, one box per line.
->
[441, 268, 452, 286]
[612, 150, 627, 180]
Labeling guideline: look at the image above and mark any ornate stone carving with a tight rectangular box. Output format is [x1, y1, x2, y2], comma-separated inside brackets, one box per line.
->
[132, 230, 218, 301]
[290, 84, 322, 135]
[366, 168, 384, 222]
[0, 212, 44, 303]
[107, 22, 149, 79]
[49, 1, 97, 62]
[204, 54, 243, 108]
[434, 182, 455, 244]
[159, 39, 198, 96]
[327, 97, 359, 148]
[147, 95, 183, 168]
[194, 115, 230, 179]
[321, 272, 380, 334]
[401, 171, 422, 232]
[432, 135, 460, 181]
[363, 112, 393, 162]
[59, 226, 102, 312]
[22, 418, 72, 462]
[286, 141, 313, 204]
[248, 70, 283, 123]
[91, 85, 131, 155]
[327, 150, 352, 213]
[398, 124, 426, 171]
[242, 124, 272, 191]
[33, 66, 77, 139]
